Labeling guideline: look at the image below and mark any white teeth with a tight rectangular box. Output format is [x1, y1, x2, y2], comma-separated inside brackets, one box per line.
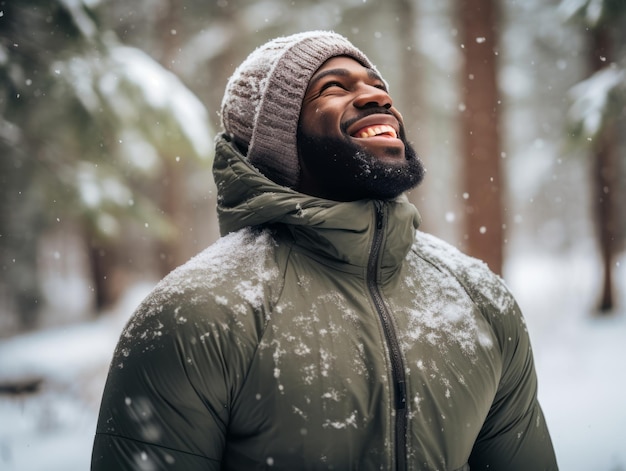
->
[358, 125, 397, 139]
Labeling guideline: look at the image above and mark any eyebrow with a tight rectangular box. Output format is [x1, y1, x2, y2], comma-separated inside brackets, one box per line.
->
[308, 67, 384, 89]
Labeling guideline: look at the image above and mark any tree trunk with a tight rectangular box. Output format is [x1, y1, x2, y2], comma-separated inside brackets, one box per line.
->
[394, 0, 427, 216]
[458, 0, 504, 275]
[155, 0, 191, 276]
[87, 240, 120, 311]
[589, 25, 617, 313]
[157, 157, 188, 276]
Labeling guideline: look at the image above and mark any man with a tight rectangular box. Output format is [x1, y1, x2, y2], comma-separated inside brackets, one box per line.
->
[92, 31, 558, 470]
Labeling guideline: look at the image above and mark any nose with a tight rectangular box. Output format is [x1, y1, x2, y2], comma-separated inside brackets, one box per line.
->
[353, 84, 393, 110]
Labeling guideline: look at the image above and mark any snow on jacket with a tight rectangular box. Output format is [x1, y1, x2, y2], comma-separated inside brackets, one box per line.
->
[92, 134, 558, 470]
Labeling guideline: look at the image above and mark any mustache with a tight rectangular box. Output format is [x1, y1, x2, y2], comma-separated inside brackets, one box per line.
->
[340, 108, 397, 135]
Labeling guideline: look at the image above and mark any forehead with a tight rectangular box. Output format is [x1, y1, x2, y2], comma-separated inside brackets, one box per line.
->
[308, 56, 382, 86]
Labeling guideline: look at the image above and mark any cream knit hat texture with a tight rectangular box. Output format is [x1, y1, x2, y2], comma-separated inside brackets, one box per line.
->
[220, 30, 376, 188]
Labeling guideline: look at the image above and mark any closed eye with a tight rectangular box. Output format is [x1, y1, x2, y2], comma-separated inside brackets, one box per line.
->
[320, 81, 346, 92]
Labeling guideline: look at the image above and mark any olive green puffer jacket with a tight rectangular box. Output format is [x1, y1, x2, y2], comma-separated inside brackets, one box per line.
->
[92, 135, 557, 470]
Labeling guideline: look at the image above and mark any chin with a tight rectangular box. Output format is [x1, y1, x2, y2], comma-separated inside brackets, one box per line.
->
[297, 129, 426, 201]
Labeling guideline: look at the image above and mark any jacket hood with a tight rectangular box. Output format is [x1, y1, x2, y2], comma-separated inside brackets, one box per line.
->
[213, 134, 421, 270]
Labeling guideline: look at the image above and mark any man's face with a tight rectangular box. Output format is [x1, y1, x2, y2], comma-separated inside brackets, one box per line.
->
[297, 56, 424, 201]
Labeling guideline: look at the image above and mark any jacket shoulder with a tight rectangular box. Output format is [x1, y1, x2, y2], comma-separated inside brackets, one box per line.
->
[151, 227, 280, 307]
[411, 230, 517, 320]
[118, 228, 282, 354]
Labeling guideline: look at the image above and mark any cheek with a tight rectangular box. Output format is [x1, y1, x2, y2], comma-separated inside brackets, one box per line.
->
[300, 96, 345, 136]
[310, 107, 341, 135]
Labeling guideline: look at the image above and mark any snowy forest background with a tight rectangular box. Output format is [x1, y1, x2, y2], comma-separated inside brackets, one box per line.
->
[1, 0, 625, 470]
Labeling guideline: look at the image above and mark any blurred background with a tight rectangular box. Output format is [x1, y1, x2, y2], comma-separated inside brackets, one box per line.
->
[0, 0, 624, 470]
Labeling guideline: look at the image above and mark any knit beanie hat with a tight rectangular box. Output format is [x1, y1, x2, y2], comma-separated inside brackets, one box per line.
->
[220, 31, 377, 188]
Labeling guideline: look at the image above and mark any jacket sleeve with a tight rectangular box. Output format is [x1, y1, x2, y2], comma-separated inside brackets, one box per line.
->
[91, 292, 234, 470]
[468, 295, 558, 471]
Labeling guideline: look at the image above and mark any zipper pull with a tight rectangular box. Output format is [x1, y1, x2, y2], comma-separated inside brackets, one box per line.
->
[375, 201, 384, 230]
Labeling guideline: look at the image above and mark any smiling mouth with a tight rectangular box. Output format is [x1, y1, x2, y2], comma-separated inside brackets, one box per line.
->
[352, 124, 398, 139]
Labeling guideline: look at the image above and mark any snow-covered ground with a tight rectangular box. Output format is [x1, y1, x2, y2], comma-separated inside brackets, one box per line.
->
[0, 249, 624, 471]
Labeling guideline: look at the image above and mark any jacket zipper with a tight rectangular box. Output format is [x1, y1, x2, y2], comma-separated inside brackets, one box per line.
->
[368, 201, 408, 471]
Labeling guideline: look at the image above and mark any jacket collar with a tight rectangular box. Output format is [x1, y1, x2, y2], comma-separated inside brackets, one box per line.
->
[213, 134, 421, 271]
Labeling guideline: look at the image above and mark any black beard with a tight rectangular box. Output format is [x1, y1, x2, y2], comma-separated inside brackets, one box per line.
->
[296, 127, 425, 201]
